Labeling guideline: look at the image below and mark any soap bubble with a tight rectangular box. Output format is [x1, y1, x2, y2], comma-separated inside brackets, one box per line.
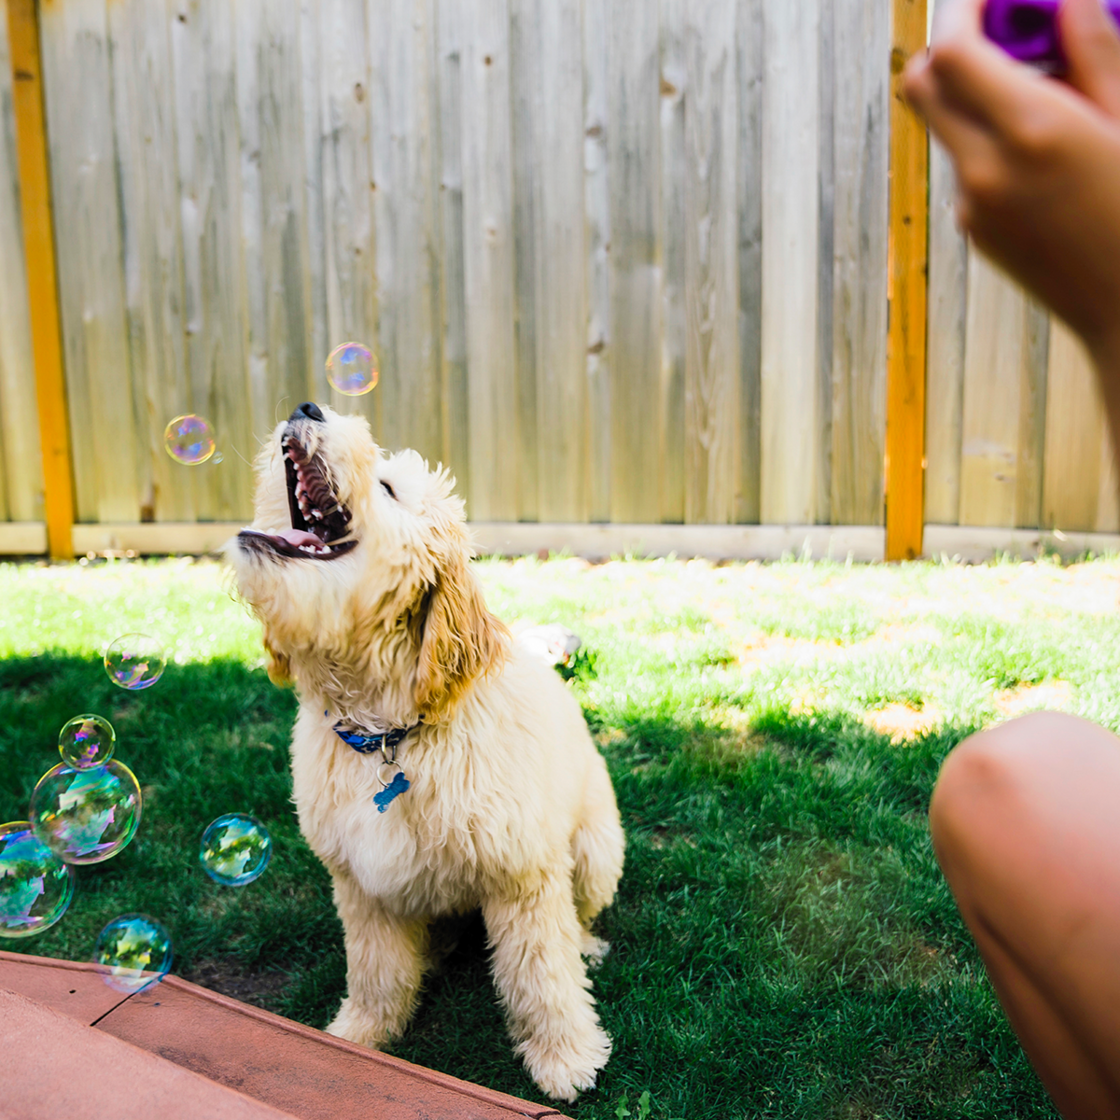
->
[0, 821, 75, 938]
[325, 342, 378, 396]
[94, 914, 173, 993]
[164, 414, 216, 464]
[59, 714, 116, 769]
[199, 814, 272, 886]
[104, 633, 165, 691]
[30, 761, 142, 865]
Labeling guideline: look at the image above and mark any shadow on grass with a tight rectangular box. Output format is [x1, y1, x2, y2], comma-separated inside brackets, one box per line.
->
[0, 653, 328, 986]
[0, 654, 1053, 1120]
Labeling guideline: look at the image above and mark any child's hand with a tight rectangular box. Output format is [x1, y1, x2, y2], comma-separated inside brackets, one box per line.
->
[905, 0, 1120, 367]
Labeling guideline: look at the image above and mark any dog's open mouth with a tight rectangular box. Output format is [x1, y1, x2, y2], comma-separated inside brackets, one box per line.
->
[238, 433, 358, 561]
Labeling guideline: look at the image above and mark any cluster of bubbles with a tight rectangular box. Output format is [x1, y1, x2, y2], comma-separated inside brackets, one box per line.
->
[1, 634, 273, 989]
[0, 712, 141, 944]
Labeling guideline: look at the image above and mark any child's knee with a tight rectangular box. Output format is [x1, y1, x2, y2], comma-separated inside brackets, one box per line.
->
[930, 712, 1085, 850]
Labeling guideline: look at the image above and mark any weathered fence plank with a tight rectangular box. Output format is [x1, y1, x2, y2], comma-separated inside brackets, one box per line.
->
[830, 0, 889, 526]
[299, 0, 330, 411]
[510, 0, 587, 522]
[607, 0, 661, 523]
[959, 255, 1048, 527]
[509, 0, 540, 521]
[0, 0, 41, 524]
[659, 0, 687, 524]
[529, 0, 587, 521]
[434, 0, 470, 496]
[107, 0, 195, 523]
[1098, 412, 1120, 533]
[924, 0, 968, 526]
[925, 143, 969, 526]
[817, 0, 835, 527]
[1041, 318, 1117, 532]
[761, 0, 823, 524]
[370, 0, 442, 465]
[735, 0, 763, 525]
[458, 0, 519, 522]
[170, 0, 253, 520]
[583, 0, 611, 523]
[236, 0, 314, 442]
[317, 0, 378, 432]
[682, 0, 740, 524]
[40, 0, 138, 524]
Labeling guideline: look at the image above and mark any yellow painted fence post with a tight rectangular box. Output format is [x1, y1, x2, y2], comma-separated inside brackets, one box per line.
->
[886, 0, 929, 561]
[6, 0, 73, 559]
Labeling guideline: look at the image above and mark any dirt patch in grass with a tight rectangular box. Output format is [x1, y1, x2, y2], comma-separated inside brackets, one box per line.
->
[863, 703, 943, 742]
[182, 957, 291, 1010]
[992, 680, 1074, 720]
[736, 634, 829, 666]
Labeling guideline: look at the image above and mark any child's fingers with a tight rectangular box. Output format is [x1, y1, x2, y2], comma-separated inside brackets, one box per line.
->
[1061, 0, 1120, 118]
[905, 52, 1004, 162]
[925, 35, 1050, 136]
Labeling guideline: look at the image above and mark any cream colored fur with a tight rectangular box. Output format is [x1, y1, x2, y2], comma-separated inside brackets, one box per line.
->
[227, 406, 625, 1101]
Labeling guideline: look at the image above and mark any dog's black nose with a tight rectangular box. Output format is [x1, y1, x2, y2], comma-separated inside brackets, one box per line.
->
[290, 402, 325, 423]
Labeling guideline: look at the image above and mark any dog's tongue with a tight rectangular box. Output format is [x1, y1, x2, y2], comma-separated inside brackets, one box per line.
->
[275, 529, 321, 548]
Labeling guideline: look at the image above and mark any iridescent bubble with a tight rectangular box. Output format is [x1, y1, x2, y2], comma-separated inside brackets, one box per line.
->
[325, 342, 378, 396]
[30, 761, 142, 865]
[94, 914, 173, 993]
[199, 814, 272, 886]
[0, 821, 75, 938]
[104, 633, 165, 691]
[164, 414, 216, 464]
[59, 714, 116, 769]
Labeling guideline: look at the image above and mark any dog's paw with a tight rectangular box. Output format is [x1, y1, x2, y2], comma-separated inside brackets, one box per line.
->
[325, 999, 390, 1050]
[579, 930, 610, 968]
[522, 1025, 612, 1102]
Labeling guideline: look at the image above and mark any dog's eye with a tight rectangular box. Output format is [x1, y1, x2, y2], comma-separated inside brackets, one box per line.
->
[380, 480, 397, 500]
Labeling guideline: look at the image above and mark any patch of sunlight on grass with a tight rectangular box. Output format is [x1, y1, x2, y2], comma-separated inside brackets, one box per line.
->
[0, 558, 264, 665]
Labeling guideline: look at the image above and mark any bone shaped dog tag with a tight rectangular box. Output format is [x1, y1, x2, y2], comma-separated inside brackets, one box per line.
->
[373, 771, 410, 813]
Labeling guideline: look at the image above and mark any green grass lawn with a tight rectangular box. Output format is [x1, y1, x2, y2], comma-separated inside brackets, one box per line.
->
[5, 552, 1118, 1118]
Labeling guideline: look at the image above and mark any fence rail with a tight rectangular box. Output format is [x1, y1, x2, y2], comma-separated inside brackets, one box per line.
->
[0, 0, 1116, 560]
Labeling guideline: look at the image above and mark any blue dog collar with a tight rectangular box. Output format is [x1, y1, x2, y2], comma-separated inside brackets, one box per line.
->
[332, 721, 415, 756]
[327, 712, 418, 813]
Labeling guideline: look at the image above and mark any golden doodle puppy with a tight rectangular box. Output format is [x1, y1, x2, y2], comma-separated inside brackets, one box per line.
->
[227, 402, 625, 1101]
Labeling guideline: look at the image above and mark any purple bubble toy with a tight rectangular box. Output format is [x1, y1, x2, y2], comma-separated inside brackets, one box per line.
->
[985, 0, 1120, 70]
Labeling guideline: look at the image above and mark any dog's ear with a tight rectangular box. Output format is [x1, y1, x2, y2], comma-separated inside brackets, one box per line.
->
[415, 552, 508, 721]
[262, 628, 294, 688]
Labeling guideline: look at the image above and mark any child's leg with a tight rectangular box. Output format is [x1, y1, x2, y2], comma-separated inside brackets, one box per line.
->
[931, 711, 1120, 1119]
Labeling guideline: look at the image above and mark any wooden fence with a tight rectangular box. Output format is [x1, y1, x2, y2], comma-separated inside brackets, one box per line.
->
[0, 0, 1116, 560]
